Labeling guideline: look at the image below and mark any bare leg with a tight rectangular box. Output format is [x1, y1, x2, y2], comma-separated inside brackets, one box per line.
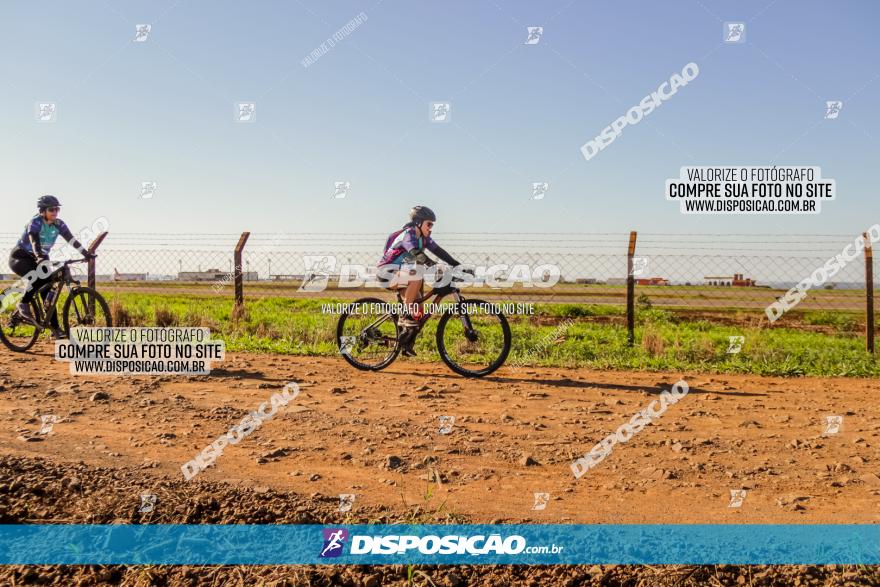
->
[394, 269, 423, 356]
[393, 269, 422, 315]
[403, 278, 422, 313]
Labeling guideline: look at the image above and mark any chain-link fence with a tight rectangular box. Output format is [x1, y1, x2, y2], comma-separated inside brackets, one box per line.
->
[634, 234, 873, 311]
[1, 230, 876, 346]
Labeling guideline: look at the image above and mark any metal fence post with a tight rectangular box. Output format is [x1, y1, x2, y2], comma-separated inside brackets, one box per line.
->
[234, 232, 250, 308]
[865, 232, 875, 354]
[626, 231, 638, 346]
[87, 231, 109, 314]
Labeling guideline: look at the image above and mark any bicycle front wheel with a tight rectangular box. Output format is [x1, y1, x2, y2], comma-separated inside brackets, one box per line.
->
[62, 287, 112, 334]
[336, 297, 400, 371]
[436, 298, 511, 377]
[0, 288, 41, 352]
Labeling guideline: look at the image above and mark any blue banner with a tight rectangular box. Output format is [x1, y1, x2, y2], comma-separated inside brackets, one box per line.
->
[0, 524, 877, 565]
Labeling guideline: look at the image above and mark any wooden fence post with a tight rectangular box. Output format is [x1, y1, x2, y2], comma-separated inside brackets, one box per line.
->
[234, 232, 250, 308]
[87, 231, 109, 314]
[627, 231, 638, 346]
[865, 232, 875, 354]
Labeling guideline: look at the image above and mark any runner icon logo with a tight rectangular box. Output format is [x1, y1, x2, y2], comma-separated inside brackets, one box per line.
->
[320, 528, 349, 558]
[299, 255, 337, 292]
[728, 489, 747, 508]
[438, 415, 455, 435]
[39, 415, 58, 435]
[338, 494, 355, 512]
[140, 181, 158, 199]
[37, 102, 57, 123]
[532, 182, 549, 200]
[825, 101, 843, 119]
[524, 27, 543, 45]
[139, 493, 157, 513]
[630, 257, 649, 276]
[532, 492, 550, 511]
[727, 336, 744, 354]
[339, 336, 357, 355]
[236, 102, 256, 123]
[823, 415, 843, 436]
[134, 24, 151, 42]
[430, 102, 451, 123]
[724, 22, 745, 43]
[332, 181, 351, 199]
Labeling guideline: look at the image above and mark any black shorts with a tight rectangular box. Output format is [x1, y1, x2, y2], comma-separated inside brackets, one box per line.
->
[8, 249, 53, 304]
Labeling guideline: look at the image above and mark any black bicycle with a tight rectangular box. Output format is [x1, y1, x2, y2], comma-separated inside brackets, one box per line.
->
[0, 258, 112, 352]
[336, 265, 511, 377]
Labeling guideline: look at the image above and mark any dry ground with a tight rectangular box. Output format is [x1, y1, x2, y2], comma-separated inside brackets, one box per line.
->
[1, 343, 879, 585]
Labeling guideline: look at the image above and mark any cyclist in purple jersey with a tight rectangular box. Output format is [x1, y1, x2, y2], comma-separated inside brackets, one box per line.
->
[8, 195, 93, 335]
[378, 206, 461, 356]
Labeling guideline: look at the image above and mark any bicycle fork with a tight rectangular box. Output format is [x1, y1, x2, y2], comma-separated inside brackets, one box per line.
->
[453, 292, 479, 342]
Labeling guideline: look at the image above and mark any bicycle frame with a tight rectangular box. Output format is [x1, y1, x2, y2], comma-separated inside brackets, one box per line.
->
[346, 267, 478, 351]
[31, 261, 85, 329]
[1, 255, 109, 353]
[404, 282, 474, 330]
[338, 265, 511, 376]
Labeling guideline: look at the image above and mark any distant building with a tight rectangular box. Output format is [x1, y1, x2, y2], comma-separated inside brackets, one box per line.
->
[636, 277, 669, 286]
[113, 269, 147, 281]
[179, 269, 258, 281]
[704, 273, 756, 287]
[575, 278, 597, 284]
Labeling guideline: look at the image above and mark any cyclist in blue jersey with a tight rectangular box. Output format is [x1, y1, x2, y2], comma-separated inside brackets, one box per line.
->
[378, 206, 462, 356]
[8, 195, 93, 336]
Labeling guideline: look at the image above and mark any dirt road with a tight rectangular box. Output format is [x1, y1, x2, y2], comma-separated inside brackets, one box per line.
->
[2, 343, 880, 585]
[2, 342, 879, 525]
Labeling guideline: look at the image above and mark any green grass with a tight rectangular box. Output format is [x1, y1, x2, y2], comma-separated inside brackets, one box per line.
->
[802, 310, 861, 332]
[102, 292, 879, 377]
[536, 303, 625, 318]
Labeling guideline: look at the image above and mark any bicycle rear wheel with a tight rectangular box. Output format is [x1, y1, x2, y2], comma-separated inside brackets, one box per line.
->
[336, 297, 400, 371]
[62, 287, 112, 334]
[0, 288, 41, 352]
[436, 298, 511, 377]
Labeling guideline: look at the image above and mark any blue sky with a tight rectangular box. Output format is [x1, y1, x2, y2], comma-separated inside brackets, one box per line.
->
[1, 0, 878, 240]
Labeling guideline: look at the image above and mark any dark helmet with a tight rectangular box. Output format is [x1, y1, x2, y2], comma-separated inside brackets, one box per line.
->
[37, 195, 61, 210]
[409, 205, 436, 225]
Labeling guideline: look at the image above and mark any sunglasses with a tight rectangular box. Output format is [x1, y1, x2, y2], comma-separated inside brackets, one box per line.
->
[423, 221, 434, 228]
[46, 206, 60, 212]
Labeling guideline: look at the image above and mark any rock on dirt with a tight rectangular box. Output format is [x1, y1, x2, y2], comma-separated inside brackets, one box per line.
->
[382, 455, 404, 470]
[519, 453, 539, 467]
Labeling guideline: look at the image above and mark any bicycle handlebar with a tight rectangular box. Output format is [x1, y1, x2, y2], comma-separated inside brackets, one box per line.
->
[49, 257, 95, 268]
[431, 264, 476, 286]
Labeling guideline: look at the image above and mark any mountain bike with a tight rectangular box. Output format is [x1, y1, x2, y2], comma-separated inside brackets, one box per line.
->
[336, 265, 511, 377]
[0, 257, 112, 352]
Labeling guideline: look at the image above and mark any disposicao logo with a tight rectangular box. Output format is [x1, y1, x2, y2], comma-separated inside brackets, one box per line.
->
[320, 528, 349, 558]
[318, 528, 534, 557]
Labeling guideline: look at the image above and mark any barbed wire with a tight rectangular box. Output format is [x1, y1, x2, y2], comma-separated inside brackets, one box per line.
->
[2, 233, 875, 321]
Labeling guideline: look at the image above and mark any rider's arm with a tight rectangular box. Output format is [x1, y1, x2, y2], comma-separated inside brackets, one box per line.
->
[57, 221, 90, 256]
[26, 219, 46, 259]
[426, 240, 460, 266]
